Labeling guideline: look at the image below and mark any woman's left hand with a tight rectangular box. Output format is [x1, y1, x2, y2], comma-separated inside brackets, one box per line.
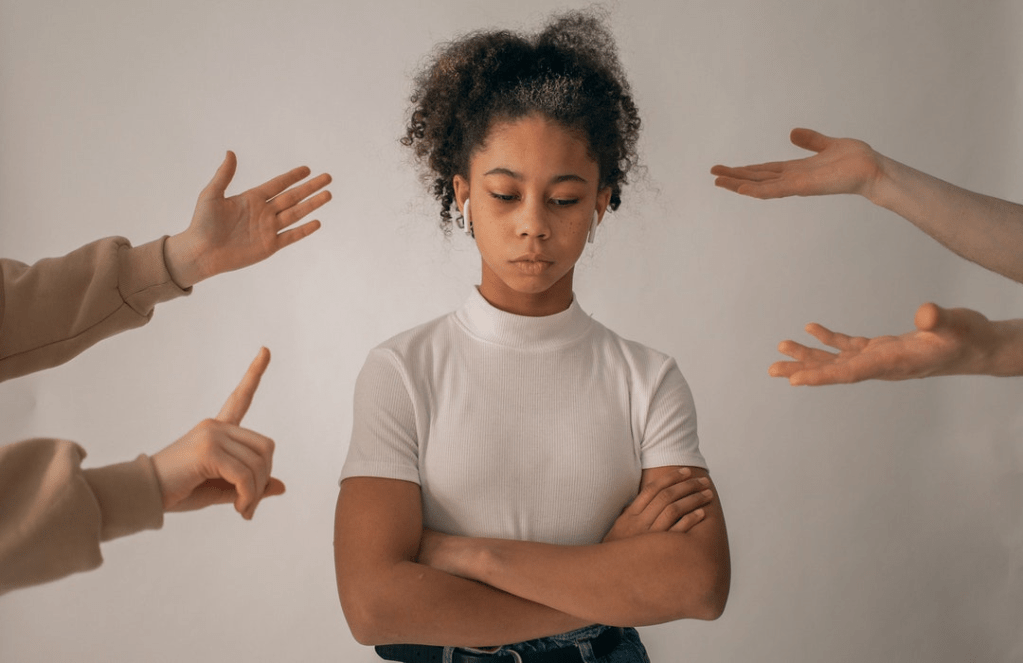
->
[603, 467, 713, 543]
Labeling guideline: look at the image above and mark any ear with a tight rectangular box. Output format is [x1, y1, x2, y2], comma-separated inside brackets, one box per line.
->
[453, 174, 470, 213]
[595, 186, 612, 225]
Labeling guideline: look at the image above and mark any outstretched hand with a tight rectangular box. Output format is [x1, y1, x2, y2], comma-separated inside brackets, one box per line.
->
[165, 152, 332, 288]
[769, 303, 994, 386]
[710, 128, 883, 201]
[152, 347, 284, 518]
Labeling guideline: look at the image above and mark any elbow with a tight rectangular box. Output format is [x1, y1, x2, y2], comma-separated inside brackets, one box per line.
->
[654, 546, 731, 623]
[339, 590, 396, 646]
[687, 556, 730, 621]
[691, 576, 729, 621]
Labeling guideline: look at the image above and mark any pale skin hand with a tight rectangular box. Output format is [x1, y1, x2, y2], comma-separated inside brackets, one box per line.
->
[769, 303, 1007, 385]
[710, 128, 884, 200]
[164, 151, 332, 288]
[152, 347, 284, 519]
[712, 127, 1023, 284]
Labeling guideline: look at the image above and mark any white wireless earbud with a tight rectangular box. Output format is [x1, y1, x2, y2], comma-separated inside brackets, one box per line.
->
[460, 198, 473, 236]
[587, 210, 599, 244]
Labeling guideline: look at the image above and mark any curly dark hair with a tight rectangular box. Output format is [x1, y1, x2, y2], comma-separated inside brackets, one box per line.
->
[402, 10, 641, 230]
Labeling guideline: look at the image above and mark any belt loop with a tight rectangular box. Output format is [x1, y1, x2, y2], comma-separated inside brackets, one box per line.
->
[576, 639, 595, 663]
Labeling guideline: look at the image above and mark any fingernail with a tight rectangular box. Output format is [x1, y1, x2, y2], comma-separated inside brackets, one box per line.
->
[678, 468, 691, 477]
[694, 509, 705, 518]
[698, 477, 710, 486]
[701, 489, 713, 498]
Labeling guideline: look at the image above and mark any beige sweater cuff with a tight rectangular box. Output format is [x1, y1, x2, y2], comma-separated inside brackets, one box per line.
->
[83, 454, 165, 542]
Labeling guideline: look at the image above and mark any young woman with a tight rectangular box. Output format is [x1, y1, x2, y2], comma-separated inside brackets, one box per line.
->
[335, 12, 729, 662]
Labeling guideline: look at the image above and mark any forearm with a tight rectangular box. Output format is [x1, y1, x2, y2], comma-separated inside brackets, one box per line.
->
[338, 556, 589, 647]
[434, 530, 729, 626]
[869, 155, 1023, 283]
[0, 236, 189, 382]
[0, 439, 164, 596]
[335, 478, 589, 647]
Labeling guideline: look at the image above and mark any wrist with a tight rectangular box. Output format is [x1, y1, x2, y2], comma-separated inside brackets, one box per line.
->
[983, 319, 1023, 377]
[164, 232, 205, 289]
[445, 536, 494, 584]
[861, 151, 897, 209]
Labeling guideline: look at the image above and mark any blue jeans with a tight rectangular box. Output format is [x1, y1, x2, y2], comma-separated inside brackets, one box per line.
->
[443, 625, 649, 663]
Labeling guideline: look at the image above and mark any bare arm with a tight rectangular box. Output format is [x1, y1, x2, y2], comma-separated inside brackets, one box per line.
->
[417, 466, 730, 627]
[770, 302, 1023, 385]
[711, 128, 1023, 283]
[334, 477, 591, 647]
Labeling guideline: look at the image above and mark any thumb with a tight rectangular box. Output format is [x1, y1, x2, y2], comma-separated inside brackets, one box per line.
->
[202, 150, 238, 200]
[790, 128, 831, 154]
[914, 302, 946, 331]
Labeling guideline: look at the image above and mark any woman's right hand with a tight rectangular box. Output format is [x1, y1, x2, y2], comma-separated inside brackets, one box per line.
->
[602, 467, 714, 542]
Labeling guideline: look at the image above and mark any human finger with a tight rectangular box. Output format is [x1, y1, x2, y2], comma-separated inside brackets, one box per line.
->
[649, 483, 714, 531]
[804, 323, 867, 352]
[769, 360, 803, 378]
[789, 364, 864, 386]
[275, 189, 333, 230]
[254, 165, 314, 201]
[711, 176, 745, 193]
[269, 172, 332, 214]
[735, 179, 807, 200]
[789, 128, 832, 153]
[200, 150, 238, 200]
[776, 339, 837, 363]
[217, 428, 277, 518]
[222, 423, 276, 482]
[274, 220, 322, 251]
[914, 302, 944, 331]
[627, 467, 693, 514]
[200, 438, 261, 517]
[710, 163, 784, 181]
[642, 475, 709, 520]
[217, 347, 271, 424]
[668, 509, 706, 534]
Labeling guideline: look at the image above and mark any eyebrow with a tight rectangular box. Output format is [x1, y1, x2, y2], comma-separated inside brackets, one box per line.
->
[483, 167, 588, 184]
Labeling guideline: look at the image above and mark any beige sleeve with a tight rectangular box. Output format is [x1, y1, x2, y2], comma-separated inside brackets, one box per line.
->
[0, 236, 190, 383]
[0, 438, 164, 596]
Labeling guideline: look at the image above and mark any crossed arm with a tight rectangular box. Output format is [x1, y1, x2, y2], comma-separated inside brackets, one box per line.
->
[333, 466, 728, 647]
[711, 128, 1023, 383]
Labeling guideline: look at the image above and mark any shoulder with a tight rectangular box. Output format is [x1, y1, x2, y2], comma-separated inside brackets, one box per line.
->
[589, 318, 679, 379]
[370, 310, 459, 361]
[357, 310, 461, 386]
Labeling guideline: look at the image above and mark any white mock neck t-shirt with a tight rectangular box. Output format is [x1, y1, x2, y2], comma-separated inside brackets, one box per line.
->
[341, 289, 706, 546]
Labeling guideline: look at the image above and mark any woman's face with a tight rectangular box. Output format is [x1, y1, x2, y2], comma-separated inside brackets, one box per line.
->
[453, 114, 611, 317]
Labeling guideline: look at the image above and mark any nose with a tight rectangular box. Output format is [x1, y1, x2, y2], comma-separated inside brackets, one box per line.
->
[516, 200, 551, 239]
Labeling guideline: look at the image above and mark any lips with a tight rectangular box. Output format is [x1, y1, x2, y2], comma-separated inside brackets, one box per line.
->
[510, 254, 554, 275]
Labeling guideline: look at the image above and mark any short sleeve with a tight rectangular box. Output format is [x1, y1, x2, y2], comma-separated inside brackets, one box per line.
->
[339, 348, 421, 485]
[639, 358, 707, 470]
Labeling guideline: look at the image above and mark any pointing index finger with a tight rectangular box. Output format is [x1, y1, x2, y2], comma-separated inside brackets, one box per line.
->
[217, 347, 271, 424]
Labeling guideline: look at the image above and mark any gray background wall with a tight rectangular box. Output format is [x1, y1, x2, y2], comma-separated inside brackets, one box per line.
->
[1, 1, 1021, 661]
